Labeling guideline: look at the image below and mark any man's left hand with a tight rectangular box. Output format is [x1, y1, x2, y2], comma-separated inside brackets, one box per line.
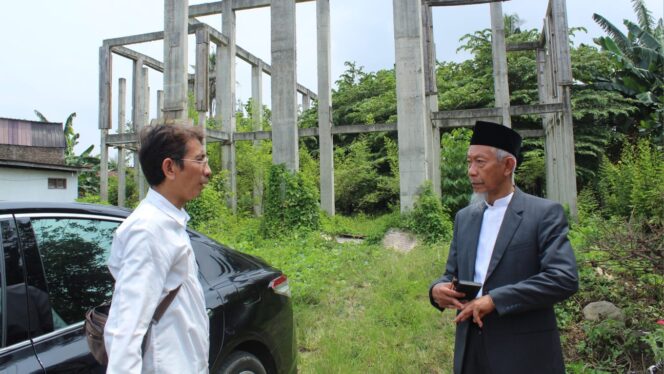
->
[453, 295, 495, 328]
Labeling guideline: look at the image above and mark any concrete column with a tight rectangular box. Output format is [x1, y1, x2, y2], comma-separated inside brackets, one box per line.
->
[490, 2, 511, 127]
[117, 78, 127, 207]
[537, 47, 557, 202]
[302, 93, 310, 111]
[195, 28, 210, 140]
[271, 0, 299, 171]
[218, 0, 237, 212]
[98, 46, 112, 202]
[157, 90, 164, 119]
[143, 67, 150, 126]
[140, 67, 149, 198]
[98, 46, 112, 131]
[422, 3, 440, 197]
[317, 0, 334, 215]
[251, 62, 264, 216]
[163, 0, 189, 123]
[552, 0, 577, 218]
[393, 0, 430, 212]
[100, 130, 109, 201]
[132, 58, 147, 200]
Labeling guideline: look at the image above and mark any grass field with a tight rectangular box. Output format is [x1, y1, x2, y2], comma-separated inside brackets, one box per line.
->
[201, 214, 457, 373]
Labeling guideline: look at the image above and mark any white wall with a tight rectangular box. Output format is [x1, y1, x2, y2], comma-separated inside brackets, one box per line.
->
[0, 167, 79, 202]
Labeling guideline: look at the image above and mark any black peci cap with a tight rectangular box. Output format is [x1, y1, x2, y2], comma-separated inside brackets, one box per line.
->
[469, 121, 522, 162]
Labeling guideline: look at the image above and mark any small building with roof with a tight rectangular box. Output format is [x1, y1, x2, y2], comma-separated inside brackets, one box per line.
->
[0, 117, 81, 202]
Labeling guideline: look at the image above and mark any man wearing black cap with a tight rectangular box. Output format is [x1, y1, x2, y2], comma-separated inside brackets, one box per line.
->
[429, 121, 578, 373]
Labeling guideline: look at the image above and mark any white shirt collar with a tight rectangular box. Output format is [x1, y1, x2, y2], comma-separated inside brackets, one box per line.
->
[145, 188, 190, 227]
[485, 191, 514, 210]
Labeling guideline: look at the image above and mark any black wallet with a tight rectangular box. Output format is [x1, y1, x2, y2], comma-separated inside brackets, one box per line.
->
[452, 277, 482, 300]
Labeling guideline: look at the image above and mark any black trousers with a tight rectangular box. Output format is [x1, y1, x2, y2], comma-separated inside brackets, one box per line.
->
[461, 323, 492, 374]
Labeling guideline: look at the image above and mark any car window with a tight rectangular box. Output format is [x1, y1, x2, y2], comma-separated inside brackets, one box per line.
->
[1, 217, 48, 347]
[29, 218, 119, 329]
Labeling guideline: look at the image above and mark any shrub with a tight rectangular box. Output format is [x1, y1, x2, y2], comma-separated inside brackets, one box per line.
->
[403, 181, 453, 243]
[597, 139, 664, 223]
[334, 135, 399, 215]
[186, 173, 230, 229]
[260, 164, 320, 238]
[440, 128, 472, 216]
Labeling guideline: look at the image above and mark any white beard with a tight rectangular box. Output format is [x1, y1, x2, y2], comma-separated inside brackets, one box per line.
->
[469, 192, 488, 208]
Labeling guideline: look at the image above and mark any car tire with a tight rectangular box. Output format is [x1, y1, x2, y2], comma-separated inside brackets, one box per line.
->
[218, 351, 267, 374]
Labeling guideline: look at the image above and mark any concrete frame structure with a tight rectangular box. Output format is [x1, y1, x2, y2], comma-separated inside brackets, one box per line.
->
[99, 0, 577, 218]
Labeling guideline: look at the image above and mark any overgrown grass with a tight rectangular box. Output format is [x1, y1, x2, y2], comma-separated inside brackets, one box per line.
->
[197, 214, 456, 373]
[194, 206, 662, 373]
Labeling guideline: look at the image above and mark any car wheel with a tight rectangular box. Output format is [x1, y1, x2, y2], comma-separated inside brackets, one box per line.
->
[218, 351, 267, 374]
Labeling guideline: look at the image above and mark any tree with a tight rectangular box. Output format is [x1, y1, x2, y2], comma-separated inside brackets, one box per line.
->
[34, 110, 100, 196]
[592, 0, 664, 143]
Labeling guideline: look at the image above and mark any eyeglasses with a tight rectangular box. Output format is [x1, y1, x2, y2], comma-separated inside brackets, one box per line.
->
[178, 156, 208, 166]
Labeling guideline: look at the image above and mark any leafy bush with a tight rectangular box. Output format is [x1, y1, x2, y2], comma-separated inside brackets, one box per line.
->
[560, 190, 664, 372]
[260, 164, 320, 238]
[403, 182, 453, 244]
[597, 139, 664, 223]
[186, 173, 230, 229]
[334, 135, 399, 214]
[440, 128, 471, 216]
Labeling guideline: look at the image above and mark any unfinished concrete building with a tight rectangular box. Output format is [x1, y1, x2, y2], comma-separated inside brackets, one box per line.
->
[99, 0, 577, 218]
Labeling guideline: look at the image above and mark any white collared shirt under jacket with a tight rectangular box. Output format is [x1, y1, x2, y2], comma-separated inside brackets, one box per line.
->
[104, 188, 209, 373]
[473, 192, 513, 297]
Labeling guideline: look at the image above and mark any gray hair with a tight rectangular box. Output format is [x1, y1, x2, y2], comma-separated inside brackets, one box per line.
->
[495, 148, 517, 185]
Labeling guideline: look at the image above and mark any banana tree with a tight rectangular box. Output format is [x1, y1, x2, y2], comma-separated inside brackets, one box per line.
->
[592, 0, 664, 142]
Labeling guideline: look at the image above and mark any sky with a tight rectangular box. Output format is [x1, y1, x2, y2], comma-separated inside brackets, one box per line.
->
[1, 0, 662, 155]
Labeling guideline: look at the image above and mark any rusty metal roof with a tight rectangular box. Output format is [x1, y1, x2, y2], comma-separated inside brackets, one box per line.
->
[0, 117, 66, 148]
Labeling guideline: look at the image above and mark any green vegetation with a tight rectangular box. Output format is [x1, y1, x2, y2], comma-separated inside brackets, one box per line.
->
[194, 212, 455, 373]
[260, 164, 320, 238]
[69, 5, 663, 372]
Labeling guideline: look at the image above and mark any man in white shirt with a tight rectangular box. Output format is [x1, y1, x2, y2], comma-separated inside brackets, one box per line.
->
[104, 124, 212, 373]
[429, 121, 578, 374]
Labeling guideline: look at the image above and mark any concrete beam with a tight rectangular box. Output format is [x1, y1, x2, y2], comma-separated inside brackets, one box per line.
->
[432, 103, 563, 121]
[426, 0, 508, 6]
[506, 41, 542, 52]
[202, 24, 318, 99]
[189, 0, 314, 13]
[103, 31, 166, 48]
[111, 46, 165, 72]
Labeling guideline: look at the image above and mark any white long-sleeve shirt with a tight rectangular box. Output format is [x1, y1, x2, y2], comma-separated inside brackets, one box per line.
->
[474, 192, 513, 297]
[104, 188, 209, 373]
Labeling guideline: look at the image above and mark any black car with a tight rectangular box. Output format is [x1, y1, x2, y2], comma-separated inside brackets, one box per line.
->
[0, 202, 296, 374]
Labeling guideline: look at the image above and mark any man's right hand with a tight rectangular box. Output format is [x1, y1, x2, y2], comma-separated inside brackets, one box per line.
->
[431, 282, 466, 310]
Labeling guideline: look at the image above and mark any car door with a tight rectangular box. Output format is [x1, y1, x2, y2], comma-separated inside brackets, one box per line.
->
[14, 213, 122, 373]
[0, 215, 45, 374]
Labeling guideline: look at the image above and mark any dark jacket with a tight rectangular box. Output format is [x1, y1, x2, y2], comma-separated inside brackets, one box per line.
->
[430, 189, 578, 374]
